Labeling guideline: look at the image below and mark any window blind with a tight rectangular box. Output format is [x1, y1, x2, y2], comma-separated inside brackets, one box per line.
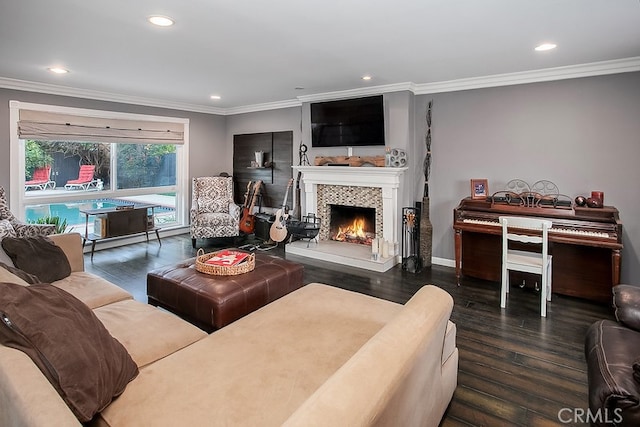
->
[18, 110, 184, 144]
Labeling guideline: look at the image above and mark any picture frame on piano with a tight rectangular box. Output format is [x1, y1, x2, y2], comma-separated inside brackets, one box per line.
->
[470, 179, 488, 200]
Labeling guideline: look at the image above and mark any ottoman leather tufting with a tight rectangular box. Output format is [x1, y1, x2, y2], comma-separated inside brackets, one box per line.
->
[147, 251, 304, 331]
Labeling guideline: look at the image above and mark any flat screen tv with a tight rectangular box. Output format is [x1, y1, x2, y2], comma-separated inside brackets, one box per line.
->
[311, 95, 385, 147]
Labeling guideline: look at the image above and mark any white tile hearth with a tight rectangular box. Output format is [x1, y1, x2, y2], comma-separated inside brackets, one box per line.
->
[286, 240, 396, 273]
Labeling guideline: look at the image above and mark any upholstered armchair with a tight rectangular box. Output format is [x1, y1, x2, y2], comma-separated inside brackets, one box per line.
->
[0, 186, 56, 237]
[190, 177, 240, 248]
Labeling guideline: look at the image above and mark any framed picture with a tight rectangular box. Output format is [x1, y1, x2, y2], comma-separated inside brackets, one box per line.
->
[470, 179, 488, 199]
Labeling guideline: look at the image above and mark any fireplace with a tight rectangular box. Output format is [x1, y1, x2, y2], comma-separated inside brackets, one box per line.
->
[287, 166, 407, 272]
[329, 205, 376, 245]
[317, 184, 382, 241]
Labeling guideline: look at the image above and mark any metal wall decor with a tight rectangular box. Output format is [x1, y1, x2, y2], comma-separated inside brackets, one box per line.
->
[491, 179, 573, 209]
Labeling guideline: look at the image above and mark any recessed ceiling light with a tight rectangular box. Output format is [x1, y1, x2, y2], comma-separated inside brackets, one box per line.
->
[535, 43, 557, 51]
[48, 67, 69, 74]
[210, 95, 221, 100]
[362, 75, 372, 81]
[148, 15, 174, 27]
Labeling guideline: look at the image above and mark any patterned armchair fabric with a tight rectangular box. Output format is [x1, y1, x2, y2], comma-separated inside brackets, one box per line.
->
[190, 177, 240, 247]
[0, 186, 56, 237]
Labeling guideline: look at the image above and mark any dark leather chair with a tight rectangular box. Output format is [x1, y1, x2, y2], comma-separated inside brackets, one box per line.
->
[585, 284, 640, 426]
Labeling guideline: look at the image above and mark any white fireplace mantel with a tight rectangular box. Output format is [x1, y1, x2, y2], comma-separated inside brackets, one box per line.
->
[290, 166, 407, 271]
[293, 166, 407, 241]
[292, 166, 407, 188]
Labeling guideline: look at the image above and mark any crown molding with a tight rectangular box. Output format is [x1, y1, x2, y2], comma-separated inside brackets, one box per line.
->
[414, 57, 640, 94]
[224, 99, 302, 115]
[1, 57, 638, 116]
[0, 77, 227, 115]
[297, 82, 415, 103]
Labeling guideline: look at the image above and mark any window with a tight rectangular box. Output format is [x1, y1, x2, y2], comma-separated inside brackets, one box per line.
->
[10, 101, 189, 236]
[116, 143, 176, 190]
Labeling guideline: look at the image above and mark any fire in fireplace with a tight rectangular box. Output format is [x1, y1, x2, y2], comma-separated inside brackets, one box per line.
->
[329, 205, 375, 245]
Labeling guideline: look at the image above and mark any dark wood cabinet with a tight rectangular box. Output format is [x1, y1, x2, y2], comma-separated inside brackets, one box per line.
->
[80, 204, 161, 259]
[104, 208, 148, 237]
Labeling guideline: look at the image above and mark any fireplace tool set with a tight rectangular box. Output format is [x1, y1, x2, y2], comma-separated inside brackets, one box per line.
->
[401, 206, 422, 273]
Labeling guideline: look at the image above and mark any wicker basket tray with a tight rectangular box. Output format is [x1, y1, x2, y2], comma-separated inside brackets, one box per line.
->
[195, 248, 255, 276]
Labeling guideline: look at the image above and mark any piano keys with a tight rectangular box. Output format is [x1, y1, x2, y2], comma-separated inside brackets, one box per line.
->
[453, 197, 623, 303]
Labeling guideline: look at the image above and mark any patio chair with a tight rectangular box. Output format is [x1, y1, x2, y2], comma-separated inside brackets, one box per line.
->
[24, 165, 56, 191]
[64, 165, 98, 190]
[0, 186, 56, 237]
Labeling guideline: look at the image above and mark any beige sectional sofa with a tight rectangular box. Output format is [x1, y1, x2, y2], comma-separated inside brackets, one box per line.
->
[0, 233, 458, 426]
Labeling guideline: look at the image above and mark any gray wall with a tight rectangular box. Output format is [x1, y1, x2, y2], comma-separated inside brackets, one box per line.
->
[300, 91, 418, 209]
[225, 106, 302, 170]
[2, 71, 639, 283]
[0, 89, 228, 204]
[225, 95, 417, 241]
[416, 72, 640, 283]
[225, 107, 301, 140]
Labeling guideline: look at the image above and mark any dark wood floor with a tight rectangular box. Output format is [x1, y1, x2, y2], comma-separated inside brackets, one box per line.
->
[84, 235, 614, 427]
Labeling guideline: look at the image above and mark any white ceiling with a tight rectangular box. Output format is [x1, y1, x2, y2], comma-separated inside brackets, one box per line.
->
[1, 0, 639, 114]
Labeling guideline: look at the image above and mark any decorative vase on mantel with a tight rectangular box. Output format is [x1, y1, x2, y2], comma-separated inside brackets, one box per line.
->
[419, 196, 433, 268]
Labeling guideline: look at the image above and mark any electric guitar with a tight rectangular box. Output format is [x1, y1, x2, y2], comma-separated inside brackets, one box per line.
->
[270, 179, 294, 242]
[239, 180, 262, 234]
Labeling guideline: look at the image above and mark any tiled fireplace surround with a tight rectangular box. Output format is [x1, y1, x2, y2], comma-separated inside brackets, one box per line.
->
[287, 166, 407, 272]
[317, 185, 382, 241]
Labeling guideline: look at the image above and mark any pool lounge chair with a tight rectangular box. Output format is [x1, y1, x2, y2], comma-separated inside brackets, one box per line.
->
[25, 165, 56, 191]
[64, 165, 98, 190]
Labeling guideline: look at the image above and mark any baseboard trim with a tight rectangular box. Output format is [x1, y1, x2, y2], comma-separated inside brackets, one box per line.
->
[432, 257, 455, 268]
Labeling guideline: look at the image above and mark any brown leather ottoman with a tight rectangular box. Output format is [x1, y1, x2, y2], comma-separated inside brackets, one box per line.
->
[147, 252, 304, 331]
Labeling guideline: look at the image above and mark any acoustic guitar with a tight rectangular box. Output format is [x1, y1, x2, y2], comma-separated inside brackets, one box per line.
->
[269, 179, 293, 242]
[239, 180, 262, 234]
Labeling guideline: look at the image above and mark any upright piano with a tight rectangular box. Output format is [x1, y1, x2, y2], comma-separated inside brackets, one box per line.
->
[453, 197, 623, 303]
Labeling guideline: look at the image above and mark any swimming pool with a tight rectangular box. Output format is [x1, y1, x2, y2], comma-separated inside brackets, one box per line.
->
[25, 198, 175, 227]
